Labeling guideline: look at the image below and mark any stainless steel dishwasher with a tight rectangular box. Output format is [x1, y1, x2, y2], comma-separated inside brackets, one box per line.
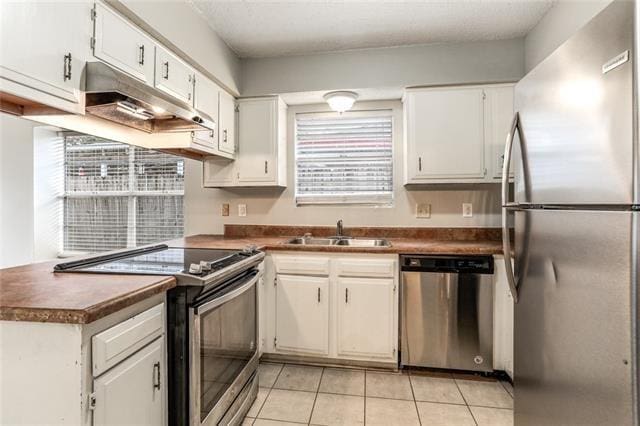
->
[400, 255, 494, 372]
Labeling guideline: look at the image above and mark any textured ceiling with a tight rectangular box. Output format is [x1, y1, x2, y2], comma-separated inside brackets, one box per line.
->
[189, 0, 555, 58]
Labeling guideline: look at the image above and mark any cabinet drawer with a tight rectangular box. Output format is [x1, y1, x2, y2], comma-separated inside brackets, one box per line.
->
[274, 255, 330, 276]
[92, 303, 164, 377]
[336, 258, 396, 278]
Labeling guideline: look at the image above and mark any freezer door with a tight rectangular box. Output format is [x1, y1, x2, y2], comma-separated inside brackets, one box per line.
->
[514, 209, 635, 425]
[513, 0, 634, 205]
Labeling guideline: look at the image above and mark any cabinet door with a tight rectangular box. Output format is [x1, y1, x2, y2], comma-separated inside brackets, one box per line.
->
[194, 73, 220, 149]
[202, 157, 236, 187]
[405, 88, 485, 181]
[485, 86, 515, 179]
[154, 46, 194, 105]
[337, 277, 395, 359]
[236, 99, 277, 183]
[93, 337, 164, 426]
[93, 2, 155, 85]
[0, 1, 88, 106]
[275, 274, 329, 355]
[218, 90, 236, 155]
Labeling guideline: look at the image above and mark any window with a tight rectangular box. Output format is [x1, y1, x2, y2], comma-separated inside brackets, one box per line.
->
[63, 134, 184, 253]
[295, 111, 393, 205]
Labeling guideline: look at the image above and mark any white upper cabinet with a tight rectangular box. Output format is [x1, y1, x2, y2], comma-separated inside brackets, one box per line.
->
[484, 85, 515, 180]
[218, 90, 237, 156]
[404, 87, 485, 183]
[236, 98, 279, 184]
[0, 1, 91, 114]
[191, 72, 223, 154]
[92, 2, 156, 85]
[154, 45, 195, 105]
[203, 96, 287, 187]
[403, 84, 514, 184]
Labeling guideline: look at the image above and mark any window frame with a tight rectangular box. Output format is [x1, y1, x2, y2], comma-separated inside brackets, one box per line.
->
[61, 136, 185, 255]
[294, 109, 395, 207]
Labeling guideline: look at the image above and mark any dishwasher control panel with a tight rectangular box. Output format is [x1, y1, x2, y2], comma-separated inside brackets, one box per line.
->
[400, 255, 494, 274]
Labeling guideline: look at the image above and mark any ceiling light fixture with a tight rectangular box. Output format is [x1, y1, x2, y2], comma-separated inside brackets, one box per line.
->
[324, 91, 358, 113]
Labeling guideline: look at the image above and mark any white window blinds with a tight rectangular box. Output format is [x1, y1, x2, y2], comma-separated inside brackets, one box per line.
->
[295, 112, 393, 205]
[63, 135, 184, 253]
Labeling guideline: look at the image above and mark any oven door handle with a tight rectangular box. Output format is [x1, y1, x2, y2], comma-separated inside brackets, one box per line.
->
[195, 271, 259, 315]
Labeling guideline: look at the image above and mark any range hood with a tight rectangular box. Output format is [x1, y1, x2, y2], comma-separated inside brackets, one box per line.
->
[85, 61, 215, 134]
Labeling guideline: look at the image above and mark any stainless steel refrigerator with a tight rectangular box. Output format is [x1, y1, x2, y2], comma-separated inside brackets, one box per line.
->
[503, 1, 639, 424]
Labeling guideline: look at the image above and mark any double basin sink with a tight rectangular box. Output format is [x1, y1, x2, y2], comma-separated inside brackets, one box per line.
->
[286, 236, 391, 247]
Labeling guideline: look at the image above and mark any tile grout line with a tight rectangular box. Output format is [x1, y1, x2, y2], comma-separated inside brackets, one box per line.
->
[253, 362, 284, 421]
[307, 367, 324, 425]
[408, 373, 423, 426]
[453, 378, 479, 426]
[364, 369, 367, 426]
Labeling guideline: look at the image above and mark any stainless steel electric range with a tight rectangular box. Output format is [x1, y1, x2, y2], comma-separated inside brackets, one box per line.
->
[55, 244, 265, 426]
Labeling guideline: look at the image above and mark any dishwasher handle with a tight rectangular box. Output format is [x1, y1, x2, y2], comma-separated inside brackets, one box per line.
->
[400, 255, 494, 274]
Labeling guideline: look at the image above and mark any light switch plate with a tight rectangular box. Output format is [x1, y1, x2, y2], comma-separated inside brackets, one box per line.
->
[462, 203, 473, 217]
[416, 203, 431, 218]
[221, 203, 229, 217]
[238, 204, 247, 217]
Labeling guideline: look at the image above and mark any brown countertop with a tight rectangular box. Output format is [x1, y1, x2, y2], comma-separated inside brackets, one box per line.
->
[0, 226, 502, 324]
[169, 234, 504, 255]
[0, 260, 176, 324]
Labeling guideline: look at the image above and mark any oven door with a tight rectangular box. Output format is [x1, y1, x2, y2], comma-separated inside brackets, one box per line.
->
[190, 269, 259, 426]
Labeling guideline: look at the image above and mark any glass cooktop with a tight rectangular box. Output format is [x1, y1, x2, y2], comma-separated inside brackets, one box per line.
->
[56, 246, 243, 276]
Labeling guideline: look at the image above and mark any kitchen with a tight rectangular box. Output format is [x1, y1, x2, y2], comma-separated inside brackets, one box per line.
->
[0, 1, 632, 425]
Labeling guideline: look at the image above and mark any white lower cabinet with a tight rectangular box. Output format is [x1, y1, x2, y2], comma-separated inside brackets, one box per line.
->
[92, 336, 164, 426]
[266, 253, 398, 365]
[275, 274, 329, 355]
[336, 277, 395, 359]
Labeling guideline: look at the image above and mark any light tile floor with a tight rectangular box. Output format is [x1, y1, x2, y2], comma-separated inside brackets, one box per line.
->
[246, 362, 514, 426]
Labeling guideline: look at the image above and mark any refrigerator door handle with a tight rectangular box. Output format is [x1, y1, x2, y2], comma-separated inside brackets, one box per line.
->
[502, 207, 519, 303]
[502, 112, 523, 303]
[502, 112, 520, 207]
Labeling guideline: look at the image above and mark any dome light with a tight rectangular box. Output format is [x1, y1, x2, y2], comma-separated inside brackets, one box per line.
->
[324, 91, 358, 113]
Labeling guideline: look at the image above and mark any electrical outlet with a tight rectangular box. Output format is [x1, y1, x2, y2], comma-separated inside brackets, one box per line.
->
[462, 203, 473, 218]
[416, 203, 431, 218]
[238, 204, 247, 217]
[221, 203, 229, 217]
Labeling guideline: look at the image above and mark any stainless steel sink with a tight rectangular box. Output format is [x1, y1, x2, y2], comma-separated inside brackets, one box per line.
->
[285, 237, 338, 245]
[285, 237, 391, 247]
[335, 238, 391, 247]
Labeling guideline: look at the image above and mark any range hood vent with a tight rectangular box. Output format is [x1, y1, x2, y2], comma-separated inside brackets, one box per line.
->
[85, 61, 215, 134]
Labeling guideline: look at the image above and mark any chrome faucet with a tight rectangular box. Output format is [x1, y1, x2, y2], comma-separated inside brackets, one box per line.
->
[336, 220, 344, 238]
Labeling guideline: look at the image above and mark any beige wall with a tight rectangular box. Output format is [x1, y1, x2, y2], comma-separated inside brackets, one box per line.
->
[184, 100, 501, 235]
[241, 38, 524, 96]
[524, 0, 613, 72]
[0, 114, 36, 268]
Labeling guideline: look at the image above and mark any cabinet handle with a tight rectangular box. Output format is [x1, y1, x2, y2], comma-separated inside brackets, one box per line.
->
[317, 287, 321, 303]
[63, 53, 72, 81]
[223, 129, 228, 143]
[264, 161, 268, 174]
[138, 45, 145, 65]
[163, 61, 169, 79]
[153, 362, 161, 390]
[418, 157, 422, 172]
[210, 130, 215, 138]
[345, 288, 349, 303]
